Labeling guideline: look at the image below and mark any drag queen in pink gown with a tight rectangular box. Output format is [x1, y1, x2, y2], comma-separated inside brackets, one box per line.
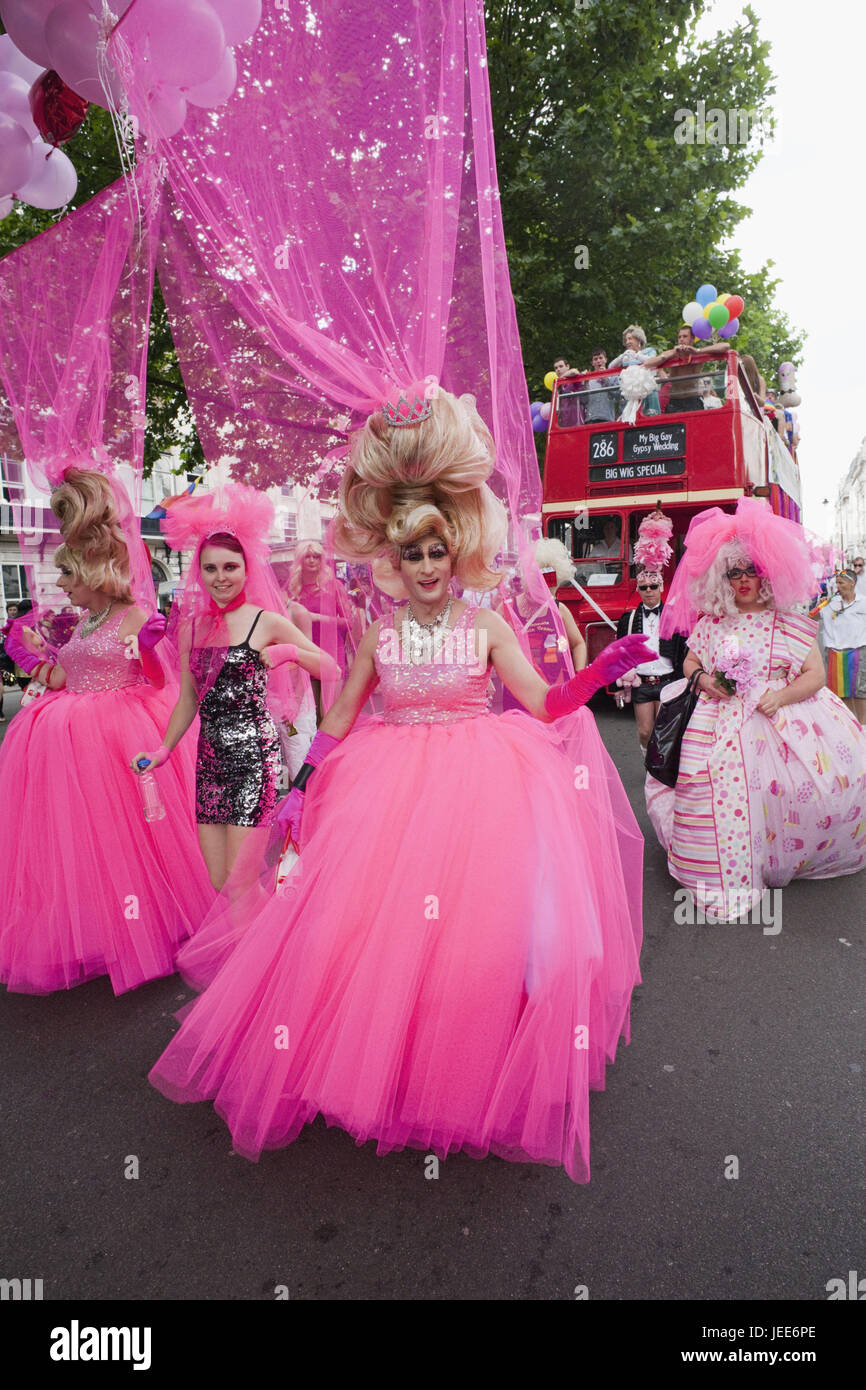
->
[149, 389, 653, 1182]
[646, 499, 866, 919]
[0, 470, 213, 994]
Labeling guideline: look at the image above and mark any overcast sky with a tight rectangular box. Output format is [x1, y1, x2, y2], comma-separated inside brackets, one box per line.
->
[693, 0, 862, 537]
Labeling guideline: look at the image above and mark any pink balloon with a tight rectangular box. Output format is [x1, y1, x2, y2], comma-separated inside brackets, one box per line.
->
[186, 46, 236, 107]
[126, 0, 227, 89]
[137, 83, 188, 140]
[45, 0, 125, 108]
[0, 0, 58, 71]
[0, 112, 35, 197]
[15, 139, 77, 207]
[0, 71, 39, 138]
[0, 33, 48, 85]
[207, 0, 262, 46]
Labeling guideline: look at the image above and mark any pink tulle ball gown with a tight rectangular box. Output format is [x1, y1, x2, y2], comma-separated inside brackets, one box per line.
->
[0, 610, 213, 994]
[150, 606, 643, 1183]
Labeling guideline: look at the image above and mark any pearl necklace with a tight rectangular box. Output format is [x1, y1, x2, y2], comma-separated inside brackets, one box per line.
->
[79, 602, 115, 638]
[405, 597, 453, 665]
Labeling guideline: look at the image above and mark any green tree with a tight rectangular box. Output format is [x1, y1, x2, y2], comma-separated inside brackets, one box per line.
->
[486, 0, 801, 403]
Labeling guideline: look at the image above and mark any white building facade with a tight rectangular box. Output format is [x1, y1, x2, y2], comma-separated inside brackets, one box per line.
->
[835, 438, 866, 562]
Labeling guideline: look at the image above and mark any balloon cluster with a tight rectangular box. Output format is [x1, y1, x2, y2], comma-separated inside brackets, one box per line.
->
[530, 399, 551, 433]
[681, 284, 745, 341]
[0, 0, 262, 145]
[0, 33, 79, 213]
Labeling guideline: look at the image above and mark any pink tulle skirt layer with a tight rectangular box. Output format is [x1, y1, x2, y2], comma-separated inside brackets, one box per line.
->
[0, 686, 213, 995]
[150, 709, 643, 1182]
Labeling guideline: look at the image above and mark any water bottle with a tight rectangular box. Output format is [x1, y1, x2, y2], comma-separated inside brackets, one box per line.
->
[135, 758, 166, 822]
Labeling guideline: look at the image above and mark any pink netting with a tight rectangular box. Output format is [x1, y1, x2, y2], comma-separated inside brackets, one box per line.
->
[660, 498, 824, 639]
[0, 168, 161, 613]
[145, 1, 549, 618]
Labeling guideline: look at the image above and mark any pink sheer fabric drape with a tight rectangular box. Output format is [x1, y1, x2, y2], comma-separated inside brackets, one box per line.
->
[0, 169, 161, 612]
[144, 0, 560, 670]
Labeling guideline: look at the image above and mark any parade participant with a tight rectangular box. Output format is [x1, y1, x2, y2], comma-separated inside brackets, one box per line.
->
[820, 569, 866, 723]
[646, 499, 866, 921]
[615, 511, 685, 749]
[0, 469, 213, 995]
[149, 386, 653, 1184]
[285, 539, 359, 693]
[615, 570, 686, 750]
[133, 485, 337, 893]
[498, 537, 586, 713]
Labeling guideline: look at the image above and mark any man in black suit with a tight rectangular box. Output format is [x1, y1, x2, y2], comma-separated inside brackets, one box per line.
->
[615, 570, 687, 750]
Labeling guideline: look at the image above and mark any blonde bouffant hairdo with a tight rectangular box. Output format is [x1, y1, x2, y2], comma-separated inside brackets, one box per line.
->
[333, 390, 508, 590]
[50, 468, 133, 602]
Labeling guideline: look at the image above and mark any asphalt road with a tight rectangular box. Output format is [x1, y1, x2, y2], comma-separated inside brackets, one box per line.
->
[0, 694, 863, 1302]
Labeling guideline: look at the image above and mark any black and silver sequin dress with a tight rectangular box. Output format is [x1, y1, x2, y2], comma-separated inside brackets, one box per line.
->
[190, 611, 280, 827]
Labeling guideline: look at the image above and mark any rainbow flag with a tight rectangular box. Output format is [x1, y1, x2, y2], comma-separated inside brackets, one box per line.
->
[826, 647, 860, 699]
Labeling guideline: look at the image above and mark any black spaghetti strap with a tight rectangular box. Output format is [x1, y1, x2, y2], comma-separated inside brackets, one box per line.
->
[244, 610, 265, 646]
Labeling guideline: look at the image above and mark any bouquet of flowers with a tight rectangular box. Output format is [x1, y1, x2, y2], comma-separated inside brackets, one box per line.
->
[713, 637, 759, 696]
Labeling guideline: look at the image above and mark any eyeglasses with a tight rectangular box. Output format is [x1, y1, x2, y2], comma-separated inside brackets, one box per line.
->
[854, 564, 865, 570]
[725, 566, 758, 580]
[637, 584, 660, 591]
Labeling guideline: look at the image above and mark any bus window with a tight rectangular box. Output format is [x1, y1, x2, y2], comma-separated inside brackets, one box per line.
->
[573, 513, 623, 587]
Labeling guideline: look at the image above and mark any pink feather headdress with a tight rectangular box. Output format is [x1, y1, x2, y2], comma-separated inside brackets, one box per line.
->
[160, 483, 274, 561]
[634, 512, 673, 574]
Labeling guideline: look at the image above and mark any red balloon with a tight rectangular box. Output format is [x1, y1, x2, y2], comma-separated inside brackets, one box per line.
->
[725, 294, 745, 320]
[29, 70, 89, 147]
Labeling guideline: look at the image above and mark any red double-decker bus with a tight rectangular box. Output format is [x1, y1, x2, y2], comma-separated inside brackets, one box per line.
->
[540, 349, 801, 662]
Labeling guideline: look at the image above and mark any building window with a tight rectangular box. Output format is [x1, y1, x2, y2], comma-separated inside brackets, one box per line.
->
[1, 563, 29, 608]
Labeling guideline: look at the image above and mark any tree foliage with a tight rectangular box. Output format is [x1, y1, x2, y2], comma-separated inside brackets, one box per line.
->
[486, 0, 802, 396]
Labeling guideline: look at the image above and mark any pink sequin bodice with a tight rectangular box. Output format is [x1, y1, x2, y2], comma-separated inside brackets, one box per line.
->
[61, 609, 147, 694]
[375, 605, 492, 725]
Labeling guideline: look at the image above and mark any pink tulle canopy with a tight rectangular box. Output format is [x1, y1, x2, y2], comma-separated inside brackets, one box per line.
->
[0, 1, 551, 666]
[660, 498, 820, 638]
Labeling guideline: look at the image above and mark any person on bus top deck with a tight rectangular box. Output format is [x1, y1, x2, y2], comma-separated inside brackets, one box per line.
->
[642, 324, 724, 414]
[581, 348, 617, 424]
[615, 568, 687, 751]
[553, 356, 580, 379]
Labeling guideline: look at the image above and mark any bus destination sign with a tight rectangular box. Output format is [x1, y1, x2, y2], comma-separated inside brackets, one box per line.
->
[588, 422, 687, 483]
[622, 423, 686, 463]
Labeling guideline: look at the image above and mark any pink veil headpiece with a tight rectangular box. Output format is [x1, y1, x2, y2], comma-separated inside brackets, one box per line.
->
[162, 482, 307, 726]
[660, 498, 820, 638]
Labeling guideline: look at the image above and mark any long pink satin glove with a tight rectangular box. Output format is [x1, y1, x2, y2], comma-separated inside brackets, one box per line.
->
[3, 621, 48, 675]
[544, 635, 656, 718]
[276, 730, 342, 843]
[137, 612, 166, 649]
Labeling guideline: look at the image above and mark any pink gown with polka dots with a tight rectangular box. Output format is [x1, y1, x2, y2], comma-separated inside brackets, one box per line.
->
[645, 609, 866, 915]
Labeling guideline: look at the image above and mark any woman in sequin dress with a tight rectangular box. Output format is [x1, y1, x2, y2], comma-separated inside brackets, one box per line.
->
[149, 388, 652, 1183]
[0, 527, 213, 996]
[646, 500, 866, 921]
[134, 522, 337, 894]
